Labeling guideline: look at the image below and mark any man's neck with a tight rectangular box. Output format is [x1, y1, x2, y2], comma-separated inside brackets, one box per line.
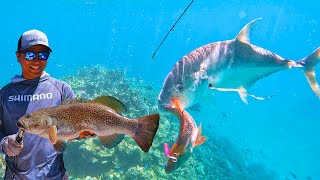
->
[22, 72, 44, 80]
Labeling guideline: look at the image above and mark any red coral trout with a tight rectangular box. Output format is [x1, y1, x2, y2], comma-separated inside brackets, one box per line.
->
[17, 96, 160, 153]
[164, 97, 206, 173]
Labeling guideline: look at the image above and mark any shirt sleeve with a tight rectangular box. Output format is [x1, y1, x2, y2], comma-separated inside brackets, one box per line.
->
[62, 83, 76, 100]
[0, 91, 5, 141]
[0, 104, 4, 141]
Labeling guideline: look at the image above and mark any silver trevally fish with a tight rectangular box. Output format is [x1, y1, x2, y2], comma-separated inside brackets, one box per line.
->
[158, 18, 320, 173]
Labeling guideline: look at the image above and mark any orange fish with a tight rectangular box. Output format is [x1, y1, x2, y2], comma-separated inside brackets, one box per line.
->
[164, 97, 206, 173]
[17, 96, 160, 153]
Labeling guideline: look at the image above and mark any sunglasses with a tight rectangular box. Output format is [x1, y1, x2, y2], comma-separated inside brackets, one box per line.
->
[20, 51, 50, 61]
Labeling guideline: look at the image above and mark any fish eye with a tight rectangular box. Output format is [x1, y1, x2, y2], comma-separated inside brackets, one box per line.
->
[175, 84, 183, 91]
[26, 114, 32, 118]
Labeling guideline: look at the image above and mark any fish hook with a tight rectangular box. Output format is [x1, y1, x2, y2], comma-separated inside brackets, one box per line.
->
[164, 143, 178, 162]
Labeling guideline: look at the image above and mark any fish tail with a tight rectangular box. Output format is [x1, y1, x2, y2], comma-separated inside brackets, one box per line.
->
[193, 123, 206, 148]
[298, 47, 320, 97]
[132, 114, 160, 152]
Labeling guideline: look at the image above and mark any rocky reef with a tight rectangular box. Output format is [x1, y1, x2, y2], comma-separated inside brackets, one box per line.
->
[0, 155, 5, 176]
[0, 65, 277, 179]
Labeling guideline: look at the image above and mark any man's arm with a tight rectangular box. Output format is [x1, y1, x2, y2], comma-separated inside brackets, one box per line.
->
[0, 90, 23, 156]
[0, 116, 5, 141]
[0, 90, 6, 154]
[0, 93, 5, 141]
[62, 83, 76, 100]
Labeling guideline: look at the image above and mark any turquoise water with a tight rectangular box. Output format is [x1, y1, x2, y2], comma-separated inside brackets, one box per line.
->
[1, 0, 320, 179]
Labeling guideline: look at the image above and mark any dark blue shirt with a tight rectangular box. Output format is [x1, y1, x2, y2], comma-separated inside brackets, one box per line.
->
[0, 72, 75, 180]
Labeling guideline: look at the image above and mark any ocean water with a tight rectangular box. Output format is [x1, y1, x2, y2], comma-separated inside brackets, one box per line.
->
[1, 0, 319, 179]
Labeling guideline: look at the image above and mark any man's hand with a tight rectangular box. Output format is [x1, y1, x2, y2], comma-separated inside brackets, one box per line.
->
[1, 134, 24, 157]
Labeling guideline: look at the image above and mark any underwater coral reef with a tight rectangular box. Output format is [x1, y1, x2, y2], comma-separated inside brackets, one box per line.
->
[0, 65, 278, 179]
[0, 155, 5, 176]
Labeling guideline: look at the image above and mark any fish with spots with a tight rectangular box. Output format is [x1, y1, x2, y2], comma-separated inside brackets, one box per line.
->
[17, 96, 160, 153]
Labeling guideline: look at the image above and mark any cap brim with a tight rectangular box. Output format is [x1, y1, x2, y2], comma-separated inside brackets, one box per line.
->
[38, 44, 52, 52]
[20, 44, 52, 52]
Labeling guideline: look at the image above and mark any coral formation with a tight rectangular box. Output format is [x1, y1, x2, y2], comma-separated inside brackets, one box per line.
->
[0, 155, 5, 176]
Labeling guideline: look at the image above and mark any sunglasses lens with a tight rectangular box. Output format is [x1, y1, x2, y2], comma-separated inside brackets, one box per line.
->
[23, 51, 50, 61]
[38, 52, 50, 60]
[24, 51, 37, 61]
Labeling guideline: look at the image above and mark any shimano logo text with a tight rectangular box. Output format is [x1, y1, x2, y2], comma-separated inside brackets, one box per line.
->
[8, 93, 53, 102]
[27, 37, 46, 43]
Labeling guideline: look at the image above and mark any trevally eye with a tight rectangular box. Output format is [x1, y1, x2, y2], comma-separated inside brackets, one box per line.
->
[175, 84, 183, 91]
[26, 114, 32, 118]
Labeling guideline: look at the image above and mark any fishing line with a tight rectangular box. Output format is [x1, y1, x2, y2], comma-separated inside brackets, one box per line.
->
[152, 0, 195, 60]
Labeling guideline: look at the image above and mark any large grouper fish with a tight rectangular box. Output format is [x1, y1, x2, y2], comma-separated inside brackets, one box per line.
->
[158, 18, 320, 173]
[17, 96, 160, 153]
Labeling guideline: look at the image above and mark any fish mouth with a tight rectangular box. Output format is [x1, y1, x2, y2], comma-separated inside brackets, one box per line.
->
[165, 167, 174, 174]
[17, 121, 28, 131]
[165, 157, 179, 174]
[165, 161, 176, 174]
[165, 151, 192, 174]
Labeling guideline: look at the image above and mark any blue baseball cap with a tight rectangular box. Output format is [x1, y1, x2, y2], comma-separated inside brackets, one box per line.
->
[18, 29, 52, 52]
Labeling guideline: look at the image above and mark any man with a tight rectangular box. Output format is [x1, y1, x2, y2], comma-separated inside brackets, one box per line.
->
[0, 29, 75, 179]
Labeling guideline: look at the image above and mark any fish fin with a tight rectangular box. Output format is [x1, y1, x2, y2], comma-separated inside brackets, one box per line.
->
[195, 136, 206, 147]
[79, 131, 87, 139]
[193, 123, 206, 148]
[209, 86, 271, 103]
[90, 96, 127, 113]
[304, 70, 320, 97]
[61, 99, 79, 105]
[236, 17, 262, 44]
[79, 131, 96, 139]
[238, 87, 273, 103]
[132, 114, 160, 152]
[48, 125, 58, 144]
[238, 87, 248, 104]
[53, 140, 66, 152]
[98, 134, 125, 149]
[298, 47, 320, 97]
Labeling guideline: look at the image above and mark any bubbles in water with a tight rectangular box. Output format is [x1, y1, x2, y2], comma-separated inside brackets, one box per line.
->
[238, 10, 247, 19]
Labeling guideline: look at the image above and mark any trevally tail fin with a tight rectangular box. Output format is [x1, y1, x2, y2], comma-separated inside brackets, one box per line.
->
[298, 47, 320, 97]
